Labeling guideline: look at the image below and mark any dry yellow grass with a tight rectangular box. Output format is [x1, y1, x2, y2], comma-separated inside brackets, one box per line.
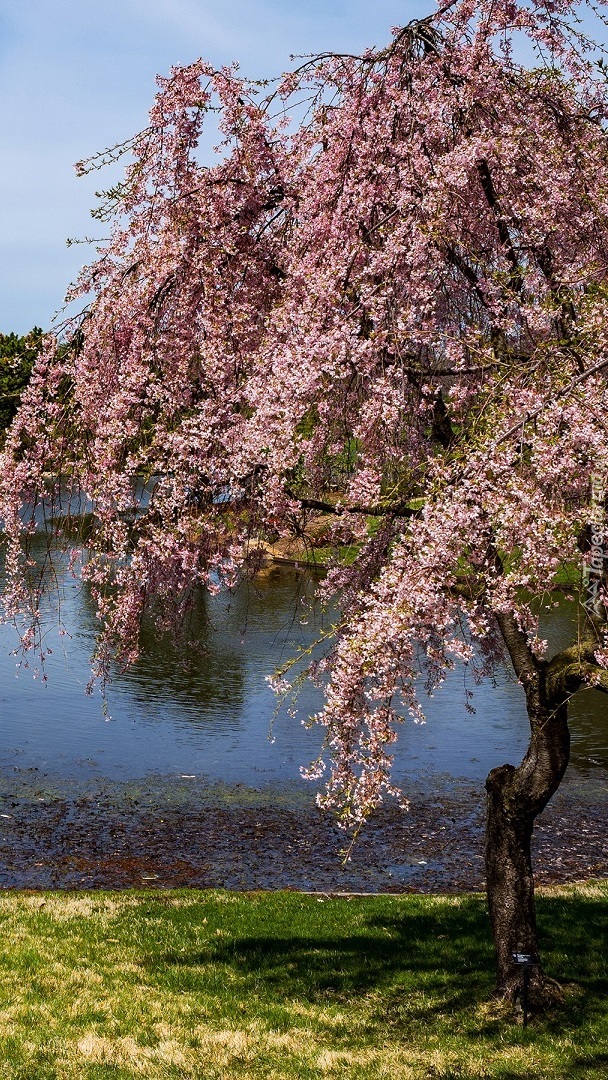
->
[0, 885, 603, 1078]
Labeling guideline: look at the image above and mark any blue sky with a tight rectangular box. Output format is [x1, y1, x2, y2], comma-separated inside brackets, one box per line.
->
[1, 2, 604, 335]
[0, 0, 427, 334]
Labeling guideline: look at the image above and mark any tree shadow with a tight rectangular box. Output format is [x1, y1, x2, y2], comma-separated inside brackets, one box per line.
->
[157, 898, 495, 1013]
[151, 891, 607, 1043]
[535, 893, 608, 1030]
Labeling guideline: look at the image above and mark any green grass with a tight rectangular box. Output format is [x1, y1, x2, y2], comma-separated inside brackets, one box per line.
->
[0, 883, 605, 1078]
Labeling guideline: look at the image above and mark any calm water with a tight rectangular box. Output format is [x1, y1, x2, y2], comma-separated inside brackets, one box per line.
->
[0, 536, 607, 795]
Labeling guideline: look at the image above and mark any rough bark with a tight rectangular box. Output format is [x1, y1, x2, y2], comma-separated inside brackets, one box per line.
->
[485, 690, 570, 1002]
[485, 612, 572, 1007]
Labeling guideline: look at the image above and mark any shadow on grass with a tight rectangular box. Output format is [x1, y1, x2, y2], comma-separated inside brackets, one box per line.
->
[535, 892, 608, 1033]
[150, 891, 607, 1032]
[156, 898, 494, 1012]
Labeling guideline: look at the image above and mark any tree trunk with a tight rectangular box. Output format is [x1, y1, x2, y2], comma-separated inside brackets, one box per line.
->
[484, 675, 570, 1005]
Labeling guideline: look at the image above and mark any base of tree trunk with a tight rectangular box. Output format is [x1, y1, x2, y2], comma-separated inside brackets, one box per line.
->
[492, 970, 565, 1017]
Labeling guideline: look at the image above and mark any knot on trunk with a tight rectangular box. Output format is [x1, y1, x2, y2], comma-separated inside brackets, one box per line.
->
[485, 762, 515, 794]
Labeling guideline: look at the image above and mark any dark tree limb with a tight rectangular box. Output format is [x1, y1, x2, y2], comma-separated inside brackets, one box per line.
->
[285, 489, 421, 518]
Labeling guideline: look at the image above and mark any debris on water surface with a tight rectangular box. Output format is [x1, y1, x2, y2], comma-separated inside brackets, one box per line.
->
[0, 771, 604, 892]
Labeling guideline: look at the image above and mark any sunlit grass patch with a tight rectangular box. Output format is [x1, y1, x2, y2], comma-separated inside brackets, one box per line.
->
[0, 884, 603, 1077]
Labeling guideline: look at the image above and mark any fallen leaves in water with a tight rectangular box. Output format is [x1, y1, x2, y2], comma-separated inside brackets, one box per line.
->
[0, 771, 604, 892]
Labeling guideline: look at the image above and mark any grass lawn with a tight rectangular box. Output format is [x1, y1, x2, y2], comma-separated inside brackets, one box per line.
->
[0, 883, 605, 1079]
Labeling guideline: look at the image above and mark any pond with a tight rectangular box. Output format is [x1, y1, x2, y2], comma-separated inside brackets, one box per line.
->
[0, 537, 606, 890]
[1, 536, 607, 787]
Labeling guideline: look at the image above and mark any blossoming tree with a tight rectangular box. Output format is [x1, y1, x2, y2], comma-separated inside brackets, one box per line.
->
[2, 0, 608, 1004]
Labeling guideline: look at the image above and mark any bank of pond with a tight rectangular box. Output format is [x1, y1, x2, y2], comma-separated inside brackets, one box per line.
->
[0, 541, 606, 890]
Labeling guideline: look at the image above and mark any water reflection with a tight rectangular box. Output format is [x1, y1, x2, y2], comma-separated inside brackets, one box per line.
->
[0, 539, 607, 790]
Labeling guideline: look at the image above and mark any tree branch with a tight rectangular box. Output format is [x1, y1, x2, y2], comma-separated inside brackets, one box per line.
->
[545, 635, 608, 699]
[494, 609, 540, 684]
[476, 159, 522, 293]
[489, 543, 539, 684]
[286, 490, 421, 518]
[497, 355, 608, 445]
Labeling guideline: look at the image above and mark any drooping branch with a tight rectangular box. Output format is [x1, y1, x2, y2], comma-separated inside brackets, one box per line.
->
[443, 244, 489, 308]
[476, 158, 523, 293]
[498, 356, 608, 445]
